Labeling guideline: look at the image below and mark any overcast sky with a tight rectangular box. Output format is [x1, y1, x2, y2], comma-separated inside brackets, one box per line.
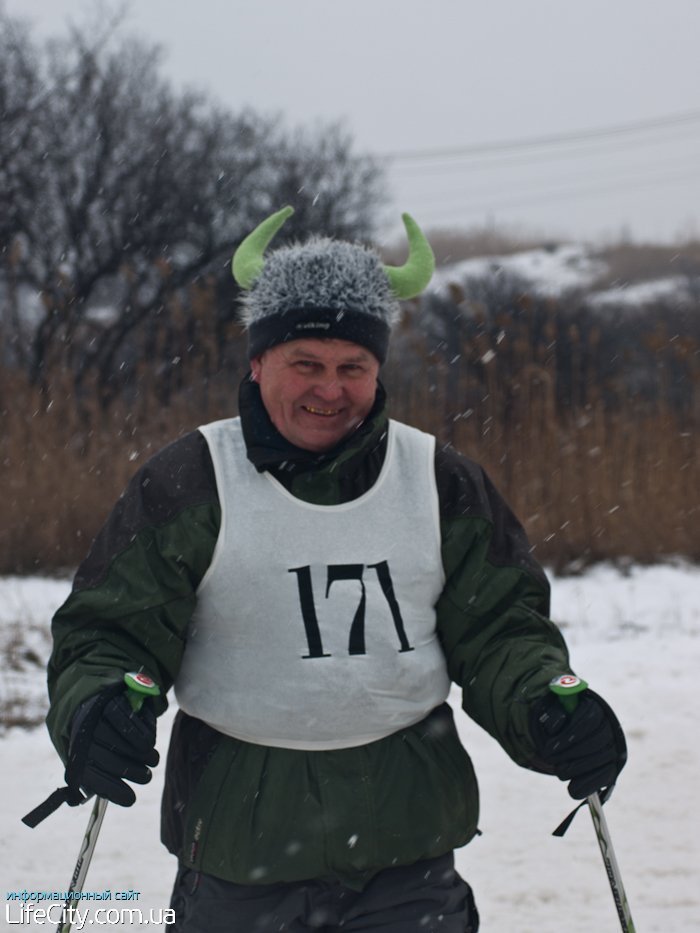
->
[5, 0, 700, 244]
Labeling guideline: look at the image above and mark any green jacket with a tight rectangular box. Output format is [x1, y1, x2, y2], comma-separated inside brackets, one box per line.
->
[47, 378, 572, 890]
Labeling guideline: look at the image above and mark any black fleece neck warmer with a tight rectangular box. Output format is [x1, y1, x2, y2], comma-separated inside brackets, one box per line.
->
[238, 375, 389, 492]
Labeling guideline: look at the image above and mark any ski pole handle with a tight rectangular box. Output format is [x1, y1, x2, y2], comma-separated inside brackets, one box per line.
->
[548, 673, 587, 712]
[56, 672, 160, 933]
[124, 671, 161, 711]
[548, 674, 637, 933]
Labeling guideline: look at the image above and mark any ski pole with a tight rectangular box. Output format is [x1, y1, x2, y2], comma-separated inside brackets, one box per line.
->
[549, 675, 636, 933]
[56, 797, 108, 933]
[586, 789, 636, 933]
[55, 672, 160, 933]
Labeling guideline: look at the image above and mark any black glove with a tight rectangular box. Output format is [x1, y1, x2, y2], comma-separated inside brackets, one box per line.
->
[66, 682, 159, 807]
[529, 688, 627, 799]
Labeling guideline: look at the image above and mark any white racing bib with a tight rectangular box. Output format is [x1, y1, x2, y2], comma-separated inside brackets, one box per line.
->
[175, 417, 450, 750]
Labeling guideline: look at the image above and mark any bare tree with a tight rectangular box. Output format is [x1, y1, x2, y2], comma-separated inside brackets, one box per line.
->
[0, 9, 386, 392]
[0, 13, 41, 241]
[0, 11, 45, 360]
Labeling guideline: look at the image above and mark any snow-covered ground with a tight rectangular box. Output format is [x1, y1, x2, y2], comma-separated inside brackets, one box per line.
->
[1, 564, 698, 931]
[428, 244, 606, 299]
[427, 243, 695, 310]
[587, 274, 694, 308]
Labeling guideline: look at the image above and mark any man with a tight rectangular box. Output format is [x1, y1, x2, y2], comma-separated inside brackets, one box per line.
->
[43, 208, 626, 932]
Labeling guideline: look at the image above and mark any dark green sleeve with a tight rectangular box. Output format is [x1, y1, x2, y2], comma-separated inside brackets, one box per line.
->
[46, 431, 221, 761]
[434, 444, 572, 767]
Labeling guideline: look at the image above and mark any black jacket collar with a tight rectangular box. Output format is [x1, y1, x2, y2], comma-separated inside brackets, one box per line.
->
[238, 374, 388, 476]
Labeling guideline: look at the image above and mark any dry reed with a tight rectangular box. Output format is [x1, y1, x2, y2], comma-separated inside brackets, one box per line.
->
[1, 302, 699, 575]
[0, 364, 238, 574]
[384, 308, 700, 571]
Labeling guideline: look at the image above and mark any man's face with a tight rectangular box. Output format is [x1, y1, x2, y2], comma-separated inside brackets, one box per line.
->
[250, 338, 380, 453]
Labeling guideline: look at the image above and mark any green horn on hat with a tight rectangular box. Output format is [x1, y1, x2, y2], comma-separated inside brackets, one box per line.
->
[383, 213, 435, 300]
[232, 205, 294, 288]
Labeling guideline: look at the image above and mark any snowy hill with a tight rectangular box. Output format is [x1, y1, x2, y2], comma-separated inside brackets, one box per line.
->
[426, 243, 695, 310]
[1, 565, 699, 932]
[587, 274, 696, 308]
[428, 244, 606, 300]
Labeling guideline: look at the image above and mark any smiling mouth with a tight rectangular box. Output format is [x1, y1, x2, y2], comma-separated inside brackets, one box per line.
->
[303, 406, 340, 416]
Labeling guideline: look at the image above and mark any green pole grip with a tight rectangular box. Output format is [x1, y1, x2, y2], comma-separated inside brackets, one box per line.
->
[549, 674, 588, 714]
[124, 672, 161, 712]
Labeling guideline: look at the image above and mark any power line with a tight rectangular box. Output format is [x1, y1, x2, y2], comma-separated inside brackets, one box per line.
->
[405, 152, 700, 210]
[392, 125, 700, 178]
[382, 109, 700, 162]
[413, 166, 700, 223]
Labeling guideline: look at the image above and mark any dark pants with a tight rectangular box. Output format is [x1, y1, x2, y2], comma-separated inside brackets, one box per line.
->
[167, 853, 479, 933]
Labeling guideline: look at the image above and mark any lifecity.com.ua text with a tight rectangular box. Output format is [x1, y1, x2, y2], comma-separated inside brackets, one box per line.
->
[6, 903, 175, 927]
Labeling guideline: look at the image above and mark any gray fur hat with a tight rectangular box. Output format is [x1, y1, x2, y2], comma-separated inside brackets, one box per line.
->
[232, 207, 435, 364]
